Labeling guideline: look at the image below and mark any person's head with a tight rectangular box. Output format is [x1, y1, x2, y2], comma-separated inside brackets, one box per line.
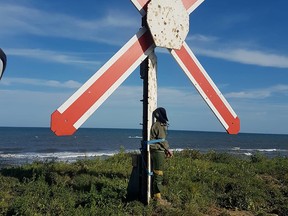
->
[153, 107, 168, 124]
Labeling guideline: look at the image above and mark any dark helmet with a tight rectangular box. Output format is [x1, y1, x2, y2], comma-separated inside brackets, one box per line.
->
[153, 107, 168, 124]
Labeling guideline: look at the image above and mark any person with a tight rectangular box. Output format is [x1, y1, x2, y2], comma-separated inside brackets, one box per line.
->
[150, 107, 173, 204]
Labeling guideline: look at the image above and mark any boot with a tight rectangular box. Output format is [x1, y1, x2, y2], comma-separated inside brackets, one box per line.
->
[153, 193, 171, 206]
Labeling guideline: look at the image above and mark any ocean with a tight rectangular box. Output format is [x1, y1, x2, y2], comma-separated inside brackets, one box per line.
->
[0, 127, 287, 168]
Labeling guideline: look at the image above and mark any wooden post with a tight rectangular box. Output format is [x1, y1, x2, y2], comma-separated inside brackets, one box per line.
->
[140, 50, 157, 204]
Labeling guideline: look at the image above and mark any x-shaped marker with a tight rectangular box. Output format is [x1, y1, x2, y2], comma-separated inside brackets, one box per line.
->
[51, 0, 240, 136]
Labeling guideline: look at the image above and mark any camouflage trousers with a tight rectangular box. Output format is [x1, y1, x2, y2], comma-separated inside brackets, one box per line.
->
[151, 150, 165, 198]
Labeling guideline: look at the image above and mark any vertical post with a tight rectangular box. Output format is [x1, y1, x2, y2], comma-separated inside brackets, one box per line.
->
[140, 56, 148, 204]
[147, 52, 158, 204]
[140, 50, 157, 204]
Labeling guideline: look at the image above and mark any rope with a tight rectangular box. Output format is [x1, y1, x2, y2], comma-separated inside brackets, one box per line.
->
[140, 149, 153, 176]
[140, 139, 166, 176]
[143, 138, 165, 145]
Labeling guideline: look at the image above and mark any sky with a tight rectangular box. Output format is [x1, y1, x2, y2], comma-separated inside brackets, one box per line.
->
[0, 0, 288, 135]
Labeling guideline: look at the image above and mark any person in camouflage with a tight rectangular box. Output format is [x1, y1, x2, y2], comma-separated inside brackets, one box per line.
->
[150, 107, 173, 203]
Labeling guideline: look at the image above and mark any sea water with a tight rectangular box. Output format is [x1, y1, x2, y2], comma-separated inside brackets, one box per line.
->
[0, 127, 287, 167]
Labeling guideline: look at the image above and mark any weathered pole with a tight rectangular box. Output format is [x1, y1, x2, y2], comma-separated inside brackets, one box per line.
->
[140, 51, 157, 204]
[140, 14, 158, 203]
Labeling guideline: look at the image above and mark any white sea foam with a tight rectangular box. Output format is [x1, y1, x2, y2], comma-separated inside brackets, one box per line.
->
[0, 147, 286, 167]
[231, 148, 281, 152]
[0, 151, 117, 161]
[128, 136, 142, 139]
[242, 148, 278, 152]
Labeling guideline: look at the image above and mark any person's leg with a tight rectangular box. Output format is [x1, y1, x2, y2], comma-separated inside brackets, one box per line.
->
[151, 151, 165, 199]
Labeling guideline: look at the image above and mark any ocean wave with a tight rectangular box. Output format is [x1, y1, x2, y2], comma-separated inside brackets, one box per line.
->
[257, 149, 277, 152]
[4, 148, 283, 158]
[128, 136, 142, 139]
[231, 147, 285, 152]
[1, 147, 287, 167]
[0, 151, 117, 161]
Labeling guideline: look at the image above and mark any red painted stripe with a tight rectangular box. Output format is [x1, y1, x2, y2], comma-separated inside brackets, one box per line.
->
[133, 0, 149, 11]
[182, 0, 201, 12]
[51, 31, 154, 136]
[174, 46, 240, 134]
[132, 0, 201, 14]
[51, 110, 76, 136]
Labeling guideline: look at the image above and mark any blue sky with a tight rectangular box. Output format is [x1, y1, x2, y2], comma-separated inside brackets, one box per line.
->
[0, 0, 287, 135]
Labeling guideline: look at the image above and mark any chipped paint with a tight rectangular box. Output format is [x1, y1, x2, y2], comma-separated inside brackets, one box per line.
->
[147, 0, 189, 49]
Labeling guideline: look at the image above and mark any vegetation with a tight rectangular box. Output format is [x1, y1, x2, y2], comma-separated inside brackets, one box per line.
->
[0, 150, 287, 215]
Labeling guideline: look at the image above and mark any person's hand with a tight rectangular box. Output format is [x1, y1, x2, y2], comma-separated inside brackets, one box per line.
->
[165, 149, 173, 158]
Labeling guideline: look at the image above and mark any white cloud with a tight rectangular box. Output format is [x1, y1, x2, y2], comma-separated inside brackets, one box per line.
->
[225, 84, 288, 99]
[2, 78, 82, 89]
[186, 34, 288, 69]
[196, 48, 288, 68]
[186, 34, 218, 43]
[0, 3, 137, 45]
[0, 89, 70, 127]
[6, 48, 102, 66]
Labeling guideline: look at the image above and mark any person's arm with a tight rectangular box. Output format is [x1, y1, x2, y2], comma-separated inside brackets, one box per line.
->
[158, 125, 173, 158]
[165, 149, 173, 158]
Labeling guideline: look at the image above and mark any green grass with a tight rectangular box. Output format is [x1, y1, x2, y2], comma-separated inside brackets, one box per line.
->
[0, 150, 287, 215]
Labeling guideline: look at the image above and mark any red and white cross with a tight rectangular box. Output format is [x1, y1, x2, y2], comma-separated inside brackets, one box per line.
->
[51, 0, 240, 136]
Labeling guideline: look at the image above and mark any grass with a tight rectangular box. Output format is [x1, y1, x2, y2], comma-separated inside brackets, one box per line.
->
[0, 150, 287, 215]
